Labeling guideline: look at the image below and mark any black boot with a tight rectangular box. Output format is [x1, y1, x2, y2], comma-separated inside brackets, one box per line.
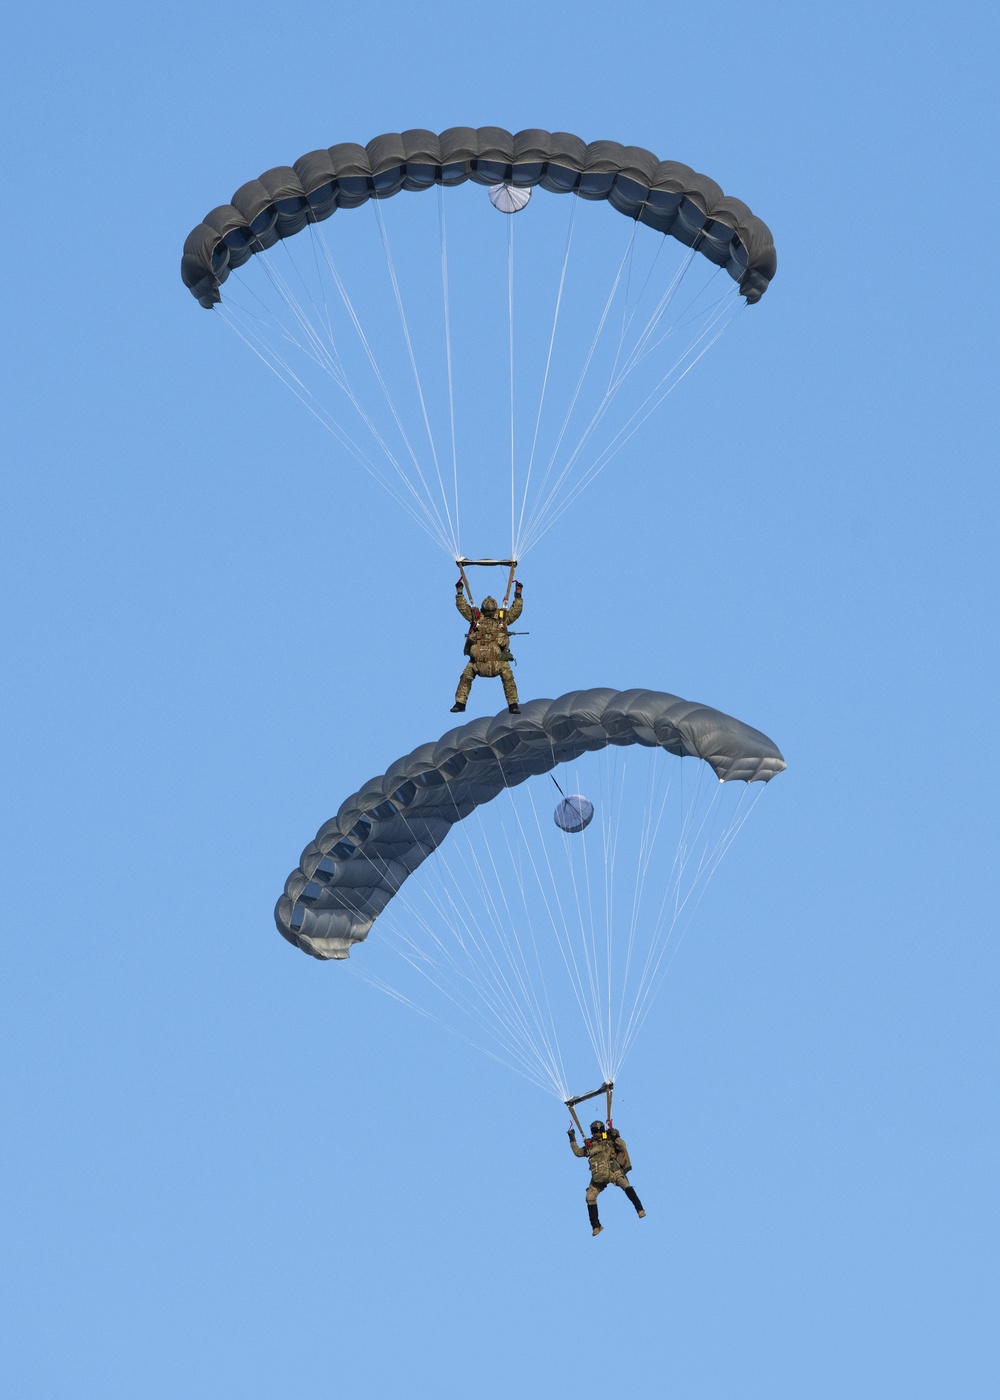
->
[508, 703, 520, 714]
[625, 1187, 645, 1218]
[451, 702, 466, 713]
[588, 1203, 603, 1236]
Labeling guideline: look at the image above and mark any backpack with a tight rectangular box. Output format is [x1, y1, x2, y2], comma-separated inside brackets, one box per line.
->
[612, 1136, 632, 1174]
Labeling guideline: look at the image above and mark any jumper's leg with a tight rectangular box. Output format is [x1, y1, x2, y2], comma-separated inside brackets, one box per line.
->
[500, 662, 519, 711]
[453, 664, 476, 710]
[625, 1186, 646, 1218]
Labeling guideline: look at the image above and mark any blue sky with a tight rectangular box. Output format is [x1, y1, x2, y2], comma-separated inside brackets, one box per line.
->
[2, 2, 997, 1396]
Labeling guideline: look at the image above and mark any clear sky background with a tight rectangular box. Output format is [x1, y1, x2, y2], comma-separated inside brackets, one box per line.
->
[2, 3, 997, 1397]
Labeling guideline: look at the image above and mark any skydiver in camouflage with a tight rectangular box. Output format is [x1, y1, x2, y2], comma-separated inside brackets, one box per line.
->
[451, 579, 523, 714]
[568, 1120, 646, 1236]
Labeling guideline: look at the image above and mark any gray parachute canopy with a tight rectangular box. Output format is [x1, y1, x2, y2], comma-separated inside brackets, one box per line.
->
[276, 687, 785, 962]
[182, 126, 776, 309]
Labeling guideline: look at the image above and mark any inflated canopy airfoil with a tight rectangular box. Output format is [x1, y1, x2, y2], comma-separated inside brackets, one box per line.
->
[182, 126, 776, 309]
[276, 687, 785, 961]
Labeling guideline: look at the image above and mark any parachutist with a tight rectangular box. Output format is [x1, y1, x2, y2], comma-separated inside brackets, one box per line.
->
[569, 1120, 645, 1235]
[453, 581, 523, 712]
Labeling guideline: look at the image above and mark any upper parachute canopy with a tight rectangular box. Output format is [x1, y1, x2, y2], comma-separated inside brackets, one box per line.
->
[182, 126, 776, 309]
[276, 687, 785, 961]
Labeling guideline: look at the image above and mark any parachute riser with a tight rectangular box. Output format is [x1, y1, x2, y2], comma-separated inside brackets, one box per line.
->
[455, 558, 518, 606]
[566, 1102, 585, 1136]
[565, 1080, 614, 1133]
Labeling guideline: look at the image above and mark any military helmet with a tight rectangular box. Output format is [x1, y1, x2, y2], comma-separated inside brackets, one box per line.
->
[480, 596, 498, 614]
[590, 1120, 605, 1135]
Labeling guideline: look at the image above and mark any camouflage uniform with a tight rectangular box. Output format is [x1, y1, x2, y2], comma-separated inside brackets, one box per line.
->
[570, 1127, 645, 1233]
[455, 590, 522, 707]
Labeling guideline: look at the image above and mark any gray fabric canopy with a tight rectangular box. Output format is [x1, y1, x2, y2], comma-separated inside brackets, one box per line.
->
[182, 127, 776, 308]
[276, 687, 786, 961]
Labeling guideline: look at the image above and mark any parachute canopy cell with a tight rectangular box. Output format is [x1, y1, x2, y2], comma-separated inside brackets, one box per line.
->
[181, 127, 776, 309]
[276, 687, 785, 962]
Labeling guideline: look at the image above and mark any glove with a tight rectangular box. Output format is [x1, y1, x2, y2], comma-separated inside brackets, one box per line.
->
[456, 579, 464, 591]
[567, 1128, 576, 1140]
[514, 579, 523, 595]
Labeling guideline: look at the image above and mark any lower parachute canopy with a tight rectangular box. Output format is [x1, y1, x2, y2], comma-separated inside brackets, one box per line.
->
[277, 687, 784, 958]
[276, 687, 784, 1099]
